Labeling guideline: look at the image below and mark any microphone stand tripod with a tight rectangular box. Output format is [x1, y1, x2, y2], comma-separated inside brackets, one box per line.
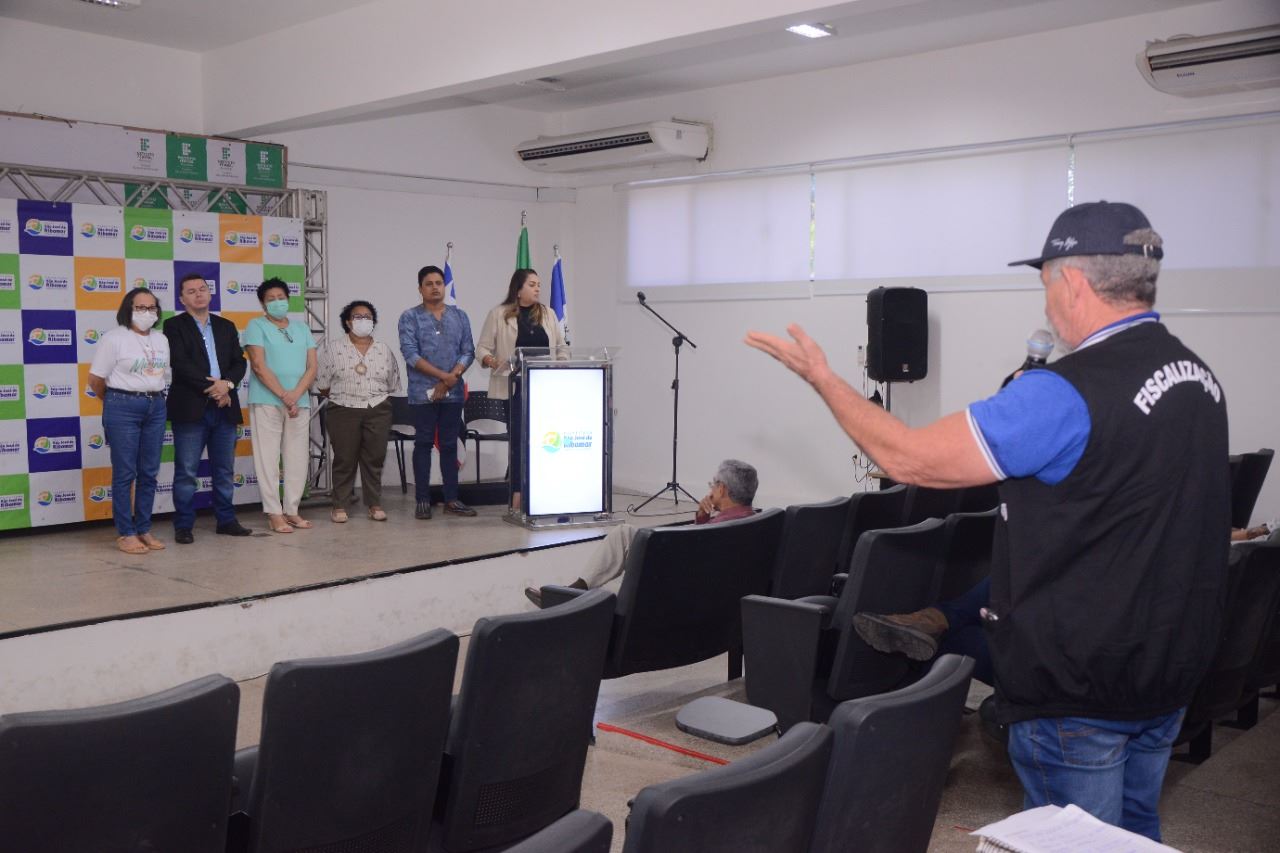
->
[632, 294, 699, 512]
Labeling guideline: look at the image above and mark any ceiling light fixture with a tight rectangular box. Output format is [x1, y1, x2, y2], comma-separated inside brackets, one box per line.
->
[786, 23, 836, 39]
[78, 0, 141, 8]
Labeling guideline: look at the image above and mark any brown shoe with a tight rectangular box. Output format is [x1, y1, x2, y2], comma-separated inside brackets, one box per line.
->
[138, 533, 165, 551]
[853, 607, 948, 661]
[117, 535, 149, 555]
[524, 578, 588, 609]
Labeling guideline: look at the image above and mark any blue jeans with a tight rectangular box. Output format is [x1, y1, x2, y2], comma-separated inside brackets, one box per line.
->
[411, 401, 463, 502]
[102, 390, 167, 537]
[172, 406, 238, 529]
[1008, 709, 1185, 841]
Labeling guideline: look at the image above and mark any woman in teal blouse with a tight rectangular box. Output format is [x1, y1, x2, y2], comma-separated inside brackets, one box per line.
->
[243, 277, 318, 533]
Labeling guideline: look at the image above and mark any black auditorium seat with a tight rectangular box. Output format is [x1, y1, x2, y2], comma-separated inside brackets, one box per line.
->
[389, 394, 416, 493]
[504, 810, 613, 853]
[743, 518, 948, 730]
[901, 484, 964, 525]
[770, 496, 852, 600]
[1231, 448, 1274, 528]
[0, 674, 239, 853]
[1175, 540, 1280, 763]
[540, 508, 785, 681]
[1240, 544, 1280, 727]
[462, 391, 510, 482]
[433, 588, 615, 852]
[936, 509, 997, 602]
[622, 722, 833, 853]
[834, 485, 908, 576]
[232, 629, 459, 853]
[807, 654, 975, 853]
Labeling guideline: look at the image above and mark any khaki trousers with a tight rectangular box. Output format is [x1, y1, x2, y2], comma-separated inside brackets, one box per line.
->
[249, 403, 311, 516]
[580, 523, 640, 589]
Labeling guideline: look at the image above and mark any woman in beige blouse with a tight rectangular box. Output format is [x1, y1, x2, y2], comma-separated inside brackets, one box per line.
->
[316, 300, 403, 522]
[477, 268, 567, 510]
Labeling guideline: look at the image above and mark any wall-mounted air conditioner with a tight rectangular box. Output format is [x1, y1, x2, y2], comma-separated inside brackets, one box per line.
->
[1138, 25, 1280, 96]
[515, 119, 710, 173]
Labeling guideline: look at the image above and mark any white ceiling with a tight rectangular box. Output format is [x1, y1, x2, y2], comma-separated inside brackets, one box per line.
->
[0, 0, 384, 51]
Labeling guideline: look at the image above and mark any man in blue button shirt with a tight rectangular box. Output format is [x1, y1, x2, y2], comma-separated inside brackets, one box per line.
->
[399, 265, 476, 519]
[747, 202, 1229, 842]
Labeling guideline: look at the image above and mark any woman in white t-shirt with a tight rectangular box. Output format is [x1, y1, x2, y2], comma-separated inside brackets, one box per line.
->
[88, 288, 171, 555]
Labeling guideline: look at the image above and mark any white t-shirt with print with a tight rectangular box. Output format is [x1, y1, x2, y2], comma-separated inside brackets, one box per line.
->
[89, 326, 170, 392]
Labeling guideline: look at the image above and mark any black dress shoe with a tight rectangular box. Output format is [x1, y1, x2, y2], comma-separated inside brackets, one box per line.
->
[442, 500, 477, 517]
[174, 528, 194, 545]
[215, 522, 253, 536]
[524, 587, 543, 607]
[415, 500, 433, 520]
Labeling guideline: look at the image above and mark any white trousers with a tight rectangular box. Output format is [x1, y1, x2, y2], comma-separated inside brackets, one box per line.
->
[249, 403, 310, 516]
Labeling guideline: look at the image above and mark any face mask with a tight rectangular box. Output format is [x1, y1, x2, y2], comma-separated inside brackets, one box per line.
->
[266, 299, 289, 319]
[132, 311, 158, 331]
[351, 318, 375, 337]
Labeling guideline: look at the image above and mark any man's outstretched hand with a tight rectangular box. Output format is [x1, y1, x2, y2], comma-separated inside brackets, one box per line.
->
[744, 323, 831, 386]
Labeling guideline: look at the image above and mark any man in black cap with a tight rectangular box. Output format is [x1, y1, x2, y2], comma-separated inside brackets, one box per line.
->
[746, 201, 1229, 842]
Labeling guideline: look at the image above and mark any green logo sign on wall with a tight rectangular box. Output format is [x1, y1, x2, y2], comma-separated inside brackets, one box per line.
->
[167, 135, 208, 182]
[245, 143, 285, 188]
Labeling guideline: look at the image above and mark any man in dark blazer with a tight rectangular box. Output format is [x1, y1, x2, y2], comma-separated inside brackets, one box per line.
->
[164, 272, 252, 542]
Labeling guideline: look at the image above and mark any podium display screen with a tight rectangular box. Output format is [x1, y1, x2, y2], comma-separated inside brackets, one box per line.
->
[526, 367, 606, 516]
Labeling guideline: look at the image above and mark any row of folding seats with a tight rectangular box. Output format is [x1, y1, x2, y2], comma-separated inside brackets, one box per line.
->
[511, 654, 975, 853]
[0, 588, 618, 853]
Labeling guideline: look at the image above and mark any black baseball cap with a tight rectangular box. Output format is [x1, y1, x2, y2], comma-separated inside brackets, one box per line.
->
[1009, 201, 1164, 269]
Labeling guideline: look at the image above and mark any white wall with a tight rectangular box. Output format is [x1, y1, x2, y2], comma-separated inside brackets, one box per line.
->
[559, 0, 1280, 520]
[0, 17, 203, 132]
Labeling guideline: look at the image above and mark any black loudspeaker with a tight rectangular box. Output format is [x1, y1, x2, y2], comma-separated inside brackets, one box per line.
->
[866, 287, 928, 382]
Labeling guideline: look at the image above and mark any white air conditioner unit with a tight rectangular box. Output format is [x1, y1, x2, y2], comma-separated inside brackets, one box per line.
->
[1138, 25, 1280, 97]
[515, 119, 710, 173]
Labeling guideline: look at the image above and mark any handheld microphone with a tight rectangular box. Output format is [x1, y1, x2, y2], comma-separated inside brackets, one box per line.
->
[637, 291, 646, 303]
[1022, 328, 1054, 371]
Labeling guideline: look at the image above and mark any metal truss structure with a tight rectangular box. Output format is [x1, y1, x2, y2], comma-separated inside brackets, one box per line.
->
[0, 162, 334, 499]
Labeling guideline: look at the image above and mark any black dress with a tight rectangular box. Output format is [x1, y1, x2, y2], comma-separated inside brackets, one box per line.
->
[509, 307, 550, 496]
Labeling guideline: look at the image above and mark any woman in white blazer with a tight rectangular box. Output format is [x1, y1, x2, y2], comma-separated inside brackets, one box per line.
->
[476, 268, 567, 509]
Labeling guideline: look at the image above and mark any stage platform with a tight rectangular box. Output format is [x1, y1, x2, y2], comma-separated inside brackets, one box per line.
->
[0, 489, 695, 637]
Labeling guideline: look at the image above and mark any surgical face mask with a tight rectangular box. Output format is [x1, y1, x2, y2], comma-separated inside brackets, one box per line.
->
[132, 311, 158, 331]
[351, 318, 375, 337]
[265, 299, 289, 319]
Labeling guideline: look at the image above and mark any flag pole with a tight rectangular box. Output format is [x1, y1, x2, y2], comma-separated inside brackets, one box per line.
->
[445, 241, 453, 265]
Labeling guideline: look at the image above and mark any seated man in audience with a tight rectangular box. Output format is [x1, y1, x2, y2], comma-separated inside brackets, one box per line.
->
[854, 520, 1277, 684]
[523, 459, 758, 607]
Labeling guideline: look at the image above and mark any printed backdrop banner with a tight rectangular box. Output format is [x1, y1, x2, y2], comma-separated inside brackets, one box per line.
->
[0, 199, 305, 531]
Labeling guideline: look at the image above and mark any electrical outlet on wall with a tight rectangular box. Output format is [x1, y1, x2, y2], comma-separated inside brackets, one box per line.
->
[856, 345, 865, 367]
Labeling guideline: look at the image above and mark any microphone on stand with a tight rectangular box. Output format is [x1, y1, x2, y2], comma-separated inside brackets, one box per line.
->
[1021, 329, 1055, 372]
[637, 291, 647, 303]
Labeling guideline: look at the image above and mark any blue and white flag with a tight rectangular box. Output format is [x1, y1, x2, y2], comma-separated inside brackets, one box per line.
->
[444, 261, 457, 306]
[550, 256, 569, 344]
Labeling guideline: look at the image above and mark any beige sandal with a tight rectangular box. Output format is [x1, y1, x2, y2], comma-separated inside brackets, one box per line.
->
[117, 535, 149, 555]
[368, 506, 387, 521]
[138, 533, 166, 550]
[331, 508, 349, 523]
[267, 514, 293, 534]
[285, 515, 313, 529]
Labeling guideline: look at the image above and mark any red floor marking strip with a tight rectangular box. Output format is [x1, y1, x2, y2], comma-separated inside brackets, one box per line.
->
[596, 722, 729, 765]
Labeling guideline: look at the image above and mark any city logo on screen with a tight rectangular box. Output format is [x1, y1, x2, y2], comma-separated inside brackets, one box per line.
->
[0, 273, 15, 292]
[130, 225, 169, 243]
[0, 494, 25, 512]
[0, 331, 15, 345]
[235, 425, 251, 440]
[84, 384, 98, 399]
[32, 435, 76, 454]
[225, 280, 240, 295]
[162, 429, 174, 446]
[80, 223, 95, 238]
[83, 328, 102, 344]
[542, 429, 593, 452]
[26, 274, 43, 290]
[0, 440, 22, 457]
[87, 433, 105, 450]
[31, 383, 72, 400]
[24, 219, 68, 239]
[28, 328, 73, 347]
[0, 385, 18, 402]
[287, 282, 301, 296]
[81, 275, 122, 294]
[0, 217, 13, 235]
[541, 431, 562, 453]
[89, 485, 111, 502]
